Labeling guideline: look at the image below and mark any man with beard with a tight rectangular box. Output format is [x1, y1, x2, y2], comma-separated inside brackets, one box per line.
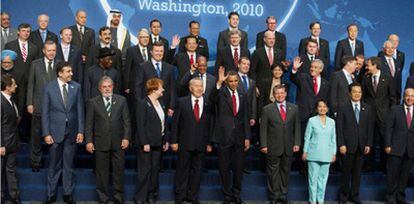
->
[108, 9, 131, 59]
[1, 50, 17, 76]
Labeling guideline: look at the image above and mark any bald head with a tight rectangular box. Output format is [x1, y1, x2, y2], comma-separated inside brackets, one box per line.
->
[263, 30, 275, 48]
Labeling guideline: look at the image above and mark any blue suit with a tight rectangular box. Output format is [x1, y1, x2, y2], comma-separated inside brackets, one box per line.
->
[41, 79, 84, 199]
[303, 116, 336, 203]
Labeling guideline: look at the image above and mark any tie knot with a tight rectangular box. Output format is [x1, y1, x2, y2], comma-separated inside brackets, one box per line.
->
[280, 104, 284, 108]
[105, 97, 110, 101]
[313, 76, 317, 80]
[63, 84, 67, 88]
[48, 60, 53, 64]
[232, 90, 236, 95]
[234, 48, 238, 51]
[156, 62, 160, 66]
[355, 103, 359, 108]
[195, 99, 199, 103]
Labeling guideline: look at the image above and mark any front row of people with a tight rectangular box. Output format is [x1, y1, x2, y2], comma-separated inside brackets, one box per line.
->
[1, 61, 414, 204]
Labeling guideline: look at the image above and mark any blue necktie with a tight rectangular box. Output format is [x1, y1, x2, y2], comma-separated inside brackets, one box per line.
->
[242, 75, 249, 90]
[155, 62, 161, 78]
[354, 103, 360, 124]
[41, 31, 47, 43]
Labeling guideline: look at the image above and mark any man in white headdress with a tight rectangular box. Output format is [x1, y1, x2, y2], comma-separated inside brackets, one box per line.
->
[107, 9, 131, 60]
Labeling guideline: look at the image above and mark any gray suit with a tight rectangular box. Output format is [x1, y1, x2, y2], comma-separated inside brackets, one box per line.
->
[26, 58, 59, 168]
[1, 27, 18, 51]
[260, 102, 301, 202]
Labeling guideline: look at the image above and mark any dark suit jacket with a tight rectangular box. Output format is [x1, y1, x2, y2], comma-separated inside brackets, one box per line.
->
[26, 58, 60, 115]
[124, 45, 151, 92]
[362, 73, 397, 123]
[380, 55, 403, 99]
[4, 40, 40, 111]
[214, 46, 250, 75]
[405, 75, 414, 90]
[41, 80, 84, 143]
[179, 70, 216, 98]
[85, 44, 122, 70]
[260, 102, 301, 156]
[385, 105, 414, 158]
[256, 30, 287, 60]
[409, 61, 414, 76]
[173, 52, 200, 81]
[336, 101, 374, 154]
[378, 50, 405, 75]
[298, 36, 330, 70]
[249, 47, 283, 83]
[334, 38, 364, 70]
[136, 97, 167, 146]
[69, 25, 95, 57]
[56, 44, 83, 84]
[329, 70, 353, 115]
[1, 94, 19, 152]
[171, 96, 212, 151]
[209, 86, 250, 146]
[85, 94, 131, 151]
[148, 35, 173, 62]
[28, 29, 58, 53]
[217, 28, 248, 51]
[178, 35, 209, 60]
[237, 75, 257, 120]
[290, 72, 329, 122]
[84, 64, 121, 101]
[135, 61, 176, 110]
[295, 54, 328, 79]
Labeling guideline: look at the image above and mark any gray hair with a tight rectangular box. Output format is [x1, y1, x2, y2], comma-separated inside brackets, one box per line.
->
[383, 40, 393, 48]
[189, 77, 203, 87]
[311, 59, 324, 69]
[98, 76, 114, 87]
[138, 28, 150, 36]
[229, 29, 241, 37]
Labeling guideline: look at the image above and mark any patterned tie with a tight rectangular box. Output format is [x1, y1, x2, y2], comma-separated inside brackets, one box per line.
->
[155, 62, 161, 78]
[267, 48, 273, 65]
[193, 99, 200, 122]
[388, 58, 395, 77]
[313, 76, 318, 95]
[62, 84, 68, 108]
[21, 42, 28, 62]
[407, 107, 412, 128]
[79, 26, 84, 41]
[105, 97, 112, 117]
[280, 104, 286, 122]
[354, 103, 360, 124]
[233, 48, 239, 67]
[190, 54, 194, 65]
[232, 90, 237, 116]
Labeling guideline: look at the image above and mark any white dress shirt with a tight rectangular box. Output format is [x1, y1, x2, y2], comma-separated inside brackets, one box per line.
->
[191, 95, 204, 118]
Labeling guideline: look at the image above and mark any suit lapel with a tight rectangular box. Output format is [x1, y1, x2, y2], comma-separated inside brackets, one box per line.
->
[52, 80, 66, 109]
[97, 96, 109, 119]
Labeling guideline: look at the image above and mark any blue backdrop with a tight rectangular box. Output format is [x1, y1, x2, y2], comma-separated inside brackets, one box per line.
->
[3, 0, 414, 85]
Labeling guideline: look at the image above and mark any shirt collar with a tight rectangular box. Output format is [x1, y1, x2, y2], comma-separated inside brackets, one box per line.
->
[100, 42, 110, 48]
[351, 100, 361, 108]
[276, 101, 286, 108]
[57, 78, 67, 88]
[404, 104, 413, 111]
[372, 70, 381, 78]
[1, 91, 12, 101]
[44, 57, 54, 65]
[191, 94, 203, 102]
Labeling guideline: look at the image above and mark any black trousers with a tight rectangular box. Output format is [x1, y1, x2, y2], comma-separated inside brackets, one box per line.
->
[134, 146, 162, 202]
[95, 149, 125, 203]
[386, 154, 414, 203]
[217, 144, 244, 202]
[339, 148, 364, 202]
[175, 149, 205, 202]
[366, 119, 386, 171]
[1, 151, 19, 200]
[30, 114, 43, 167]
[266, 154, 292, 201]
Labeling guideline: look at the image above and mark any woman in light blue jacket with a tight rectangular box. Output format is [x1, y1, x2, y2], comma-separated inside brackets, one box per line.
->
[302, 99, 337, 204]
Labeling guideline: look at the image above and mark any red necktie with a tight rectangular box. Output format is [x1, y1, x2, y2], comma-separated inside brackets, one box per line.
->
[267, 48, 273, 65]
[280, 104, 286, 122]
[232, 90, 237, 116]
[313, 77, 318, 95]
[194, 99, 200, 122]
[407, 107, 412, 128]
[22, 42, 28, 62]
[190, 54, 194, 65]
[233, 48, 239, 67]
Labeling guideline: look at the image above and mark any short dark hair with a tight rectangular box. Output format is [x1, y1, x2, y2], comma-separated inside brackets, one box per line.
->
[342, 55, 356, 66]
[43, 40, 56, 49]
[1, 74, 14, 91]
[59, 27, 71, 34]
[150, 19, 162, 27]
[228, 11, 239, 19]
[238, 57, 250, 64]
[314, 98, 329, 111]
[99, 26, 111, 35]
[271, 62, 284, 71]
[272, 84, 288, 93]
[55, 61, 72, 76]
[151, 41, 164, 50]
[306, 39, 318, 47]
[188, 20, 199, 28]
[368, 56, 381, 70]
[347, 23, 358, 31]
[348, 82, 362, 93]
[184, 35, 197, 44]
[18, 23, 31, 31]
[309, 21, 321, 30]
[265, 16, 277, 24]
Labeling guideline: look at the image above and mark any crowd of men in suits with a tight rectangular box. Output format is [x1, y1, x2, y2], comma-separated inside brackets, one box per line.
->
[1, 8, 414, 204]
